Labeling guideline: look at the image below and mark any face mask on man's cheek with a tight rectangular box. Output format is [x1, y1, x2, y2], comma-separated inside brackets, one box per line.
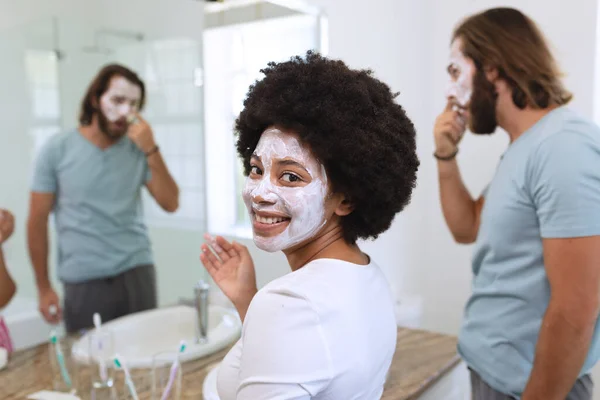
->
[100, 96, 119, 122]
[447, 74, 473, 107]
[446, 40, 474, 108]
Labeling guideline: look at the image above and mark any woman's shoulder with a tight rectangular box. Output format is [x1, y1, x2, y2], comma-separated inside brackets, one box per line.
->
[257, 258, 360, 300]
[243, 281, 326, 350]
[245, 267, 328, 330]
[252, 275, 314, 315]
[250, 257, 389, 319]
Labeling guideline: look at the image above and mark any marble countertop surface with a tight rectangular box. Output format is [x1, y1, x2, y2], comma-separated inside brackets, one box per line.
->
[1, 327, 460, 399]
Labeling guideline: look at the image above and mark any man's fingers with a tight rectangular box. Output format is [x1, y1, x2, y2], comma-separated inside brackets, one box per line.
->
[131, 111, 147, 125]
[441, 119, 465, 142]
[48, 313, 61, 324]
[449, 122, 464, 141]
[50, 304, 62, 324]
[40, 308, 51, 323]
[444, 98, 454, 112]
[40, 305, 60, 324]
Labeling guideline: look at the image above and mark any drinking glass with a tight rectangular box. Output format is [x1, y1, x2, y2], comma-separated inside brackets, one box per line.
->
[151, 351, 182, 400]
[88, 330, 117, 399]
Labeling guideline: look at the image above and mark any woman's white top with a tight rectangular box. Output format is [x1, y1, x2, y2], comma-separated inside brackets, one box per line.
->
[217, 258, 397, 400]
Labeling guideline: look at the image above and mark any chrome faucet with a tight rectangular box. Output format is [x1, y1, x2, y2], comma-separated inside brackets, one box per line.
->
[194, 279, 210, 343]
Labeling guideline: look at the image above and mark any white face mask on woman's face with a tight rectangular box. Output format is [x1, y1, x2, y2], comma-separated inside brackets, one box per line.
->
[242, 128, 328, 253]
[445, 39, 475, 107]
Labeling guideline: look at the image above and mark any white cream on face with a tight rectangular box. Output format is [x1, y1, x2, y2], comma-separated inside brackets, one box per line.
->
[445, 39, 474, 107]
[242, 128, 328, 253]
[99, 76, 141, 122]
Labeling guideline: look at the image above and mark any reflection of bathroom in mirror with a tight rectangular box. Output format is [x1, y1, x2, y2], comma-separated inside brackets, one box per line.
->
[0, 3, 332, 396]
[1, 0, 325, 351]
[0, 10, 210, 321]
[20, 16, 206, 224]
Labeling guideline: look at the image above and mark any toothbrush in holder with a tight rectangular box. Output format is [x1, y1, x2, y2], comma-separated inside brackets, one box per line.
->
[160, 340, 187, 400]
[114, 354, 139, 400]
[50, 330, 72, 388]
[93, 313, 109, 382]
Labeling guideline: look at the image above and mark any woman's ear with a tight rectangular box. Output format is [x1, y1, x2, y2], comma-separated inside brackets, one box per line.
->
[334, 196, 354, 217]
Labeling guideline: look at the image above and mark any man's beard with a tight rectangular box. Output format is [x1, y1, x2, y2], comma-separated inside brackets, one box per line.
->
[98, 110, 127, 139]
[468, 68, 498, 135]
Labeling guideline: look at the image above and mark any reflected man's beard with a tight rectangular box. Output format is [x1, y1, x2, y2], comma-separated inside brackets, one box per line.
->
[98, 110, 126, 139]
[469, 69, 498, 135]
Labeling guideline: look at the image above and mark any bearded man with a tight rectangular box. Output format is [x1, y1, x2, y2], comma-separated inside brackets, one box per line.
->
[27, 64, 179, 333]
[436, 7, 600, 400]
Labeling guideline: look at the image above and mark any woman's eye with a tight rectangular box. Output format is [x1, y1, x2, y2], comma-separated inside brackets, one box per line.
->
[282, 173, 301, 183]
[250, 166, 262, 175]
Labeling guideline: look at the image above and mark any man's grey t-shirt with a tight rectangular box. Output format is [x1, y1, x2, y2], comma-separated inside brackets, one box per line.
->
[31, 129, 153, 283]
[458, 107, 600, 398]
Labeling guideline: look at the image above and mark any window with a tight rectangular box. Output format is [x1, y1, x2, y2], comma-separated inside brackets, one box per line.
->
[204, 12, 327, 237]
[24, 50, 62, 158]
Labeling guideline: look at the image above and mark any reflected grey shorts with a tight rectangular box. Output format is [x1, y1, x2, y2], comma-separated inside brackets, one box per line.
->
[470, 368, 593, 400]
[63, 264, 157, 333]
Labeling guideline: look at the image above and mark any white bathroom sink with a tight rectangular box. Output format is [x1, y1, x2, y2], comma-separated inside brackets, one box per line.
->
[71, 305, 241, 368]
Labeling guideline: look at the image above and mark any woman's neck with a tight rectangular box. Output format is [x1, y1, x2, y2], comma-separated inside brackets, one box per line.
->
[284, 224, 369, 271]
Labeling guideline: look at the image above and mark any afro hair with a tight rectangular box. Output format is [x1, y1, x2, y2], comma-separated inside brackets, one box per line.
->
[235, 51, 419, 244]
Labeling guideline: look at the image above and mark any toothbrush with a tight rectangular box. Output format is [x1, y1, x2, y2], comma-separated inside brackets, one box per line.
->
[160, 341, 187, 400]
[93, 313, 108, 382]
[49, 330, 72, 388]
[114, 354, 139, 400]
[204, 233, 224, 254]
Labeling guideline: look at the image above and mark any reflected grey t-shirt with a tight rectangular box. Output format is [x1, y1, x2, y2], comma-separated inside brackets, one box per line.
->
[31, 129, 153, 283]
[458, 107, 600, 398]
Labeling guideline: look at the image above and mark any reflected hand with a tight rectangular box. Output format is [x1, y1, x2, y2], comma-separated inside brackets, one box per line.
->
[0, 209, 15, 244]
[127, 112, 157, 154]
[433, 99, 467, 158]
[38, 286, 62, 324]
[200, 234, 257, 311]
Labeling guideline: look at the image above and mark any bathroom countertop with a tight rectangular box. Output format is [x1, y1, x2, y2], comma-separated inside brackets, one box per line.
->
[1, 327, 460, 399]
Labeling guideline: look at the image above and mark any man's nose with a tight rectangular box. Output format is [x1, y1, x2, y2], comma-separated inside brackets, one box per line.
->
[118, 104, 131, 116]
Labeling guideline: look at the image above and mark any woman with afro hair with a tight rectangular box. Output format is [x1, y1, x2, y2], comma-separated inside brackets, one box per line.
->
[200, 51, 419, 399]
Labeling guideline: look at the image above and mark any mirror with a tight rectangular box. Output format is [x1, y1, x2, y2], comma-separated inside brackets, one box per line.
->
[0, 0, 325, 341]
